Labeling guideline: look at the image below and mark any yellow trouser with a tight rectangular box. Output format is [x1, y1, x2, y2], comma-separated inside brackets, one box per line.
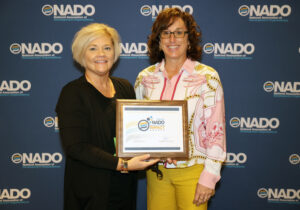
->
[147, 164, 207, 210]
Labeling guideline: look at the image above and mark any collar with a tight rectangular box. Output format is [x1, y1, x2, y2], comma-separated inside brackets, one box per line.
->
[155, 58, 195, 75]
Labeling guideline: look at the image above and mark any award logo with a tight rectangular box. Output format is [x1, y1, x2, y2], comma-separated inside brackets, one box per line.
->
[138, 116, 165, 131]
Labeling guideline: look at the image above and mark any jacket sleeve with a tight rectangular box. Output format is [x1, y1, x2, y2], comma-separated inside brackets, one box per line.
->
[134, 73, 144, 100]
[55, 84, 119, 170]
[197, 71, 226, 189]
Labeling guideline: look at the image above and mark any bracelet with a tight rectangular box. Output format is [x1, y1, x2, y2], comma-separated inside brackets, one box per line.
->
[120, 159, 129, 173]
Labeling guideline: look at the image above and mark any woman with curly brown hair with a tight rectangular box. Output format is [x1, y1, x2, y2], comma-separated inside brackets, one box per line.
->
[135, 8, 226, 210]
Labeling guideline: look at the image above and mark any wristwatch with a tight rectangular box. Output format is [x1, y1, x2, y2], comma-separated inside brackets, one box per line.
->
[120, 159, 129, 173]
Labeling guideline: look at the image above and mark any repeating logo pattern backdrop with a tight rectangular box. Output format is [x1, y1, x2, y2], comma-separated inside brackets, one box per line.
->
[1, 1, 299, 209]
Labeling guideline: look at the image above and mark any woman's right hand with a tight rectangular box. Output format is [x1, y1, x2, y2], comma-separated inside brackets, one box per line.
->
[117, 154, 160, 171]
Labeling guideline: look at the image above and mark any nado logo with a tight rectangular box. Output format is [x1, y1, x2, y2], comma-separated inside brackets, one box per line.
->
[263, 81, 300, 98]
[137, 116, 165, 132]
[140, 5, 152, 16]
[120, 42, 148, 59]
[10, 43, 21, 54]
[203, 43, 214, 54]
[257, 188, 268, 198]
[0, 188, 31, 204]
[229, 117, 240, 128]
[10, 42, 63, 59]
[257, 188, 300, 204]
[203, 43, 255, 59]
[238, 5, 291, 22]
[230, 117, 279, 133]
[263, 81, 274, 92]
[42, 4, 95, 21]
[224, 152, 247, 168]
[44, 116, 59, 132]
[138, 120, 150, 131]
[11, 152, 63, 168]
[11, 153, 22, 164]
[238, 5, 249, 16]
[42, 5, 53, 16]
[140, 5, 193, 20]
[289, 154, 300, 165]
[0, 80, 31, 96]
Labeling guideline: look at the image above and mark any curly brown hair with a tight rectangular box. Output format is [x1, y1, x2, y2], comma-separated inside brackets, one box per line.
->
[148, 8, 202, 64]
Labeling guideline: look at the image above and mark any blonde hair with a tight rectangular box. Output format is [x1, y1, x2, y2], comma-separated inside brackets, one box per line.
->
[72, 23, 121, 67]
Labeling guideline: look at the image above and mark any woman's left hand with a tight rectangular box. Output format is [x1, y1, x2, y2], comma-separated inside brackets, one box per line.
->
[193, 183, 215, 206]
[166, 158, 177, 165]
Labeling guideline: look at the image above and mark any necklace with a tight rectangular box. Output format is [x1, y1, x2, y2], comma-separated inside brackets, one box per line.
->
[85, 75, 115, 98]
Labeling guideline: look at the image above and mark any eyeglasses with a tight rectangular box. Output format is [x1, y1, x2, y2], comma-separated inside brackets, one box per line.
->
[160, 30, 188, 39]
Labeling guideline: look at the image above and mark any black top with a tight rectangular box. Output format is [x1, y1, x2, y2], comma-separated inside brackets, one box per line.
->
[56, 76, 136, 209]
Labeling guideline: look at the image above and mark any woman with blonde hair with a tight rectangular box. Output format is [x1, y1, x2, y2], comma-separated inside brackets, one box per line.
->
[56, 23, 158, 210]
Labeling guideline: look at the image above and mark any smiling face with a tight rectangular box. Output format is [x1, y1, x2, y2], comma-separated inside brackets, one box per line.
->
[159, 18, 189, 63]
[84, 35, 115, 78]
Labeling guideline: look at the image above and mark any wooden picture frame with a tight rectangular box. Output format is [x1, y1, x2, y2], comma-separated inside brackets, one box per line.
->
[116, 99, 189, 159]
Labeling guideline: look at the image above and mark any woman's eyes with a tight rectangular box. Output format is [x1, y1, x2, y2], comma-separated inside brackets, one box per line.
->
[176, 31, 183, 35]
[88, 47, 97, 51]
[88, 46, 112, 51]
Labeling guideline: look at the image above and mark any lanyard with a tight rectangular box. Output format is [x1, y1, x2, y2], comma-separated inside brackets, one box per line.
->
[160, 70, 184, 100]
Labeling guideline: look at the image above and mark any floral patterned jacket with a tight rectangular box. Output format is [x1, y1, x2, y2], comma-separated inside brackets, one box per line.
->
[134, 59, 226, 189]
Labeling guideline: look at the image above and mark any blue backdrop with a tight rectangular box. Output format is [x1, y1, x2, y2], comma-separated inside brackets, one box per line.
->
[1, 1, 299, 210]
